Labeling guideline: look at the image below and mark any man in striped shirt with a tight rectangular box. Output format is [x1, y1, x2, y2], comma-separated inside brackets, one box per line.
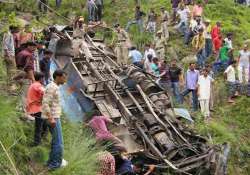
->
[42, 69, 67, 169]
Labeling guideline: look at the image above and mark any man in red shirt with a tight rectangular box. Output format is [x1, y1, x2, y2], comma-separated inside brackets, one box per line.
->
[26, 72, 47, 146]
[211, 22, 222, 55]
[211, 22, 221, 41]
[15, 42, 37, 82]
[213, 35, 222, 55]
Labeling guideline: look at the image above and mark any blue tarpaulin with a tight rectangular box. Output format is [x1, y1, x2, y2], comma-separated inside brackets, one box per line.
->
[50, 61, 84, 122]
[174, 108, 194, 123]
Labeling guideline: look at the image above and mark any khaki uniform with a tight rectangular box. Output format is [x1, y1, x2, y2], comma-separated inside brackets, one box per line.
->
[155, 36, 166, 60]
[160, 11, 170, 40]
[73, 25, 86, 39]
[3, 56, 16, 86]
[114, 29, 130, 64]
[2, 32, 16, 90]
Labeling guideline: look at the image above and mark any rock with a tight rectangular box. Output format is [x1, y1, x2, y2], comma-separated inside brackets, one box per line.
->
[181, 55, 197, 63]
[166, 46, 178, 62]
[244, 39, 250, 45]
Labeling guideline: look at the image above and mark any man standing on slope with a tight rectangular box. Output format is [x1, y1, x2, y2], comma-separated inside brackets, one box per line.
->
[2, 25, 16, 92]
[42, 69, 68, 169]
[237, 44, 250, 94]
[197, 68, 214, 120]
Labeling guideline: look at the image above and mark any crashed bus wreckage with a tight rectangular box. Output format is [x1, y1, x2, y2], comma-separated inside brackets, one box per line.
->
[52, 25, 229, 175]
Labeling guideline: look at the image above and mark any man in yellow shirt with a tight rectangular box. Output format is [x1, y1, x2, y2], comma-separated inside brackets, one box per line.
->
[192, 28, 205, 68]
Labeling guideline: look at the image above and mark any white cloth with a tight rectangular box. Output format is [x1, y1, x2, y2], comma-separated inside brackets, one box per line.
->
[224, 38, 233, 49]
[144, 60, 153, 74]
[238, 50, 250, 67]
[199, 99, 210, 117]
[146, 22, 156, 33]
[2, 31, 15, 57]
[189, 19, 197, 31]
[33, 50, 40, 72]
[247, 0, 250, 6]
[224, 65, 236, 83]
[204, 25, 212, 39]
[238, 66, 249, 83]
[144, 48, 156, 60]
[198, 75, 213, 100]
[177, 8, 190, 23]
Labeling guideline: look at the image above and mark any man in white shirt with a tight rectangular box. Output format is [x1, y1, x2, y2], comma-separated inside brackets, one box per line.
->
[238, 44, 250, 84]
[224, 33, 233, 49]
[224, 61, 238, 103]
[197, 68, 214, 119]
[224, 33, 234, 62]
[143, 44, 156, 61]
[175, 4, 190, 35]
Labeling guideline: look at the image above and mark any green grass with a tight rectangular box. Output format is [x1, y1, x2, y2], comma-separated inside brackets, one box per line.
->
[194, 96, 250, 175]
[0, 61, 101, 175]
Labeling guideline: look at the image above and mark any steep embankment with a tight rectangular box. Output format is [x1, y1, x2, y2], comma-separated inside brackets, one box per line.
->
[0, 0, 250, 174]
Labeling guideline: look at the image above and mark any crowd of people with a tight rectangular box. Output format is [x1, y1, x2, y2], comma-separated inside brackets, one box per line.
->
[103, 0, 250, 118]
[1, 0, 250, 174]
[2, 23, 70, 169]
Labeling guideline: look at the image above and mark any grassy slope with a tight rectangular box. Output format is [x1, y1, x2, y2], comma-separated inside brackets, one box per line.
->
[0, 62, 100, 175]
[0, 0, 250, 174]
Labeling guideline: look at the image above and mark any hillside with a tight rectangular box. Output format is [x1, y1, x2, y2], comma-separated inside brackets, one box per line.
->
[0, 0, 250, 175]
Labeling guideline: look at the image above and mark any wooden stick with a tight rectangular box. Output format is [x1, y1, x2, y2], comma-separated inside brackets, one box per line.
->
[0, 140, 19, 175]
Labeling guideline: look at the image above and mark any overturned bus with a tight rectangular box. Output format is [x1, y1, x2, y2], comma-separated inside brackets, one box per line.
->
[52, 26, 229, 175]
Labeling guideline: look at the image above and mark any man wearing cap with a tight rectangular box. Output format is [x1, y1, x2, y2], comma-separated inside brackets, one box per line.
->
[73, 16, 101, 38]
[155, 30, 167, 60]
[2, 26, 17, 91]
[73, 16, 86, 38]
[160, 7, 170, 40]
[113, 24, 130, 65]
[15, 42, 37, 82]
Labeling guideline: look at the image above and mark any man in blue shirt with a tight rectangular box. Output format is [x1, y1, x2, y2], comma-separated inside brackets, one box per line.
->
[39, 49, 53, 85]
[128, 46, 144, 69]
[181, 63, 199, 111]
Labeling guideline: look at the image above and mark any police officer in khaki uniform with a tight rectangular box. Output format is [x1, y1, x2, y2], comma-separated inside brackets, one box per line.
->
[160, 7, 170, 41]
[113, 23, 131, 65]
[2, 26, 16, 91]
[155, 30, 167, 60]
